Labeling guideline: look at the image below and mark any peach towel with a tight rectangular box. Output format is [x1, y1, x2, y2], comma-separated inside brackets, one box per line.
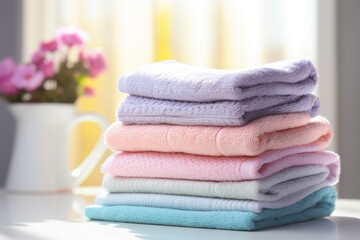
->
[105, 113, 332, 156]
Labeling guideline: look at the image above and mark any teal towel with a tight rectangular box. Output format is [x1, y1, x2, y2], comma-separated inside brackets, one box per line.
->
[84, 187, 336, 231]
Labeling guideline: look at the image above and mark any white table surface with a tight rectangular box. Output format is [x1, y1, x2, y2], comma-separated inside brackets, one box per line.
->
[0, 187, 359, 240]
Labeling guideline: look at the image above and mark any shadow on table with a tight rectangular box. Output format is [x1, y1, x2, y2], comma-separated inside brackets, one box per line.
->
[328, 216, 360, 239]
[105, 217, 342, 240]
[2, 216, 360, 240]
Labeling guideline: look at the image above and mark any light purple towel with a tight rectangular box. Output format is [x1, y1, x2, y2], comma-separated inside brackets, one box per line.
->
[117, 94, 319, 126]
[118, 59, 317, 102]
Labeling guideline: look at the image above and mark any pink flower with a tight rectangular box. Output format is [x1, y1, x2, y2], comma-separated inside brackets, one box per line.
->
[0, 57, 16, 80]
[39, 61, 55, 78]
[85, 49, 106, 78]
[31, 50, 45, 65]
[0, 57, 18, 95]
[78, 50, 86, 61]
[0, 80, 18, 95]
[56, 27, 89, 47]
[84, 86, 95, 97]
[40, 39, 59, 52]
[11, 64, 44, 92]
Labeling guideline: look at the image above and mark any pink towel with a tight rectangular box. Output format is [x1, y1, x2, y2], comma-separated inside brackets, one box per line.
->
[101, 145, 339, 181]
[105, 113, 332, 156]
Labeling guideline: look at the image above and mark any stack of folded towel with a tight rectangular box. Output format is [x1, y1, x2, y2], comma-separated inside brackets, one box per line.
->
[84, 60, 340, 231]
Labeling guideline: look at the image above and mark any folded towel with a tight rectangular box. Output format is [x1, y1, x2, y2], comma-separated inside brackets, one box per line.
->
[84, 186, 336, 231]
[117, 94, 319, 126]
[101, 145, 339, 181]
[105, 113, 332, 156]
[117, 59, 317, 102]
[100, 165, 339, 213]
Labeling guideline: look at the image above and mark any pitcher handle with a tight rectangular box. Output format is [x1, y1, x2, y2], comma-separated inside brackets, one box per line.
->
[70, 113, 109, 186]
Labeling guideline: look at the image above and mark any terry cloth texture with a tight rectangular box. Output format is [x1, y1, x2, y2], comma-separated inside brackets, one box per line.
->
[99, 165, 339, 213]
[84, 186, 336, 231]
[117, 59, 317, 102]
[101, 146, 339, 182]
[116, 94, 319, 126]
[105, 113, 332, 157]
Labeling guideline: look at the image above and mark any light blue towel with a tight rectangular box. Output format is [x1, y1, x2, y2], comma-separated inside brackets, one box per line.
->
[84, 186, 336, 231]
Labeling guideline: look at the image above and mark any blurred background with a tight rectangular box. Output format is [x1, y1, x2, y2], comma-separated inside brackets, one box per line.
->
[0, 0, 359, 198]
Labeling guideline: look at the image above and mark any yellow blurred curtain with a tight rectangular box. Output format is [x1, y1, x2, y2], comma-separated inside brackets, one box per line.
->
[22, 0, 317, 186]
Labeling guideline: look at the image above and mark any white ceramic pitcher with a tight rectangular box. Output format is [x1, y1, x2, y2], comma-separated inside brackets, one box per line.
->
[6, 103, 109, 193]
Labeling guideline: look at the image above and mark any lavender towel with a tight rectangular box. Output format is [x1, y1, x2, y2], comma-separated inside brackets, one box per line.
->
[117, 94, 319, 126]
[118, 59, 317, 102]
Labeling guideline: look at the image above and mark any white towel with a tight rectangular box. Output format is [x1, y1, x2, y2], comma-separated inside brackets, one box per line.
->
[100, 165, 339, 213]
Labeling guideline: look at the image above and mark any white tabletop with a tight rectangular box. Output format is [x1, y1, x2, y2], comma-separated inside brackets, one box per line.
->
[0, 188, 359, 240]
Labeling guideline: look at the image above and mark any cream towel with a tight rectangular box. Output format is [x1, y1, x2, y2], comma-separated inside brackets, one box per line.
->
[102, 164, 339, 204]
